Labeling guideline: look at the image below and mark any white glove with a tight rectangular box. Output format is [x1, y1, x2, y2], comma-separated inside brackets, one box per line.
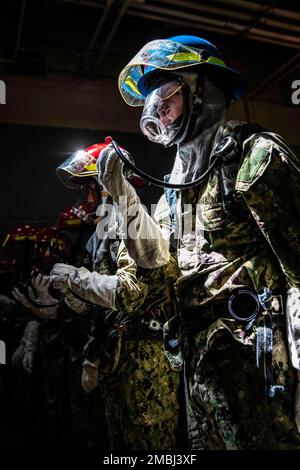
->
[97, 145, 170, 268]
[50, 263, 91, 313]
[50, 263, 80, 292]
[97, 144, 137, 205]
[81, 359, 99, 393]
[286, 287, 300, 370]
[51, 263, 118, 310]
[68, 268, 118, 310]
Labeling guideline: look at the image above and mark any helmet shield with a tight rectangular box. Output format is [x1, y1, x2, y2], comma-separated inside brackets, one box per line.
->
[118, 39, 225, 106]
[140, 80, 185, 146]
[56, 149, 99, 189]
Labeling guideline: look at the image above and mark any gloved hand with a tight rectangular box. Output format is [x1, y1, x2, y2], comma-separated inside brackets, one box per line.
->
[286, 287, 300, 370]
[97, 144, 137, 205]
[50, 263, 80, 291]
[51, 263, 118, 310]
[81, 358, 99, 393]
[30, 271, 52, 301]
[11, 320, 40, 374]
[97, 145, 170, 268]
[12, 274, 59, 320]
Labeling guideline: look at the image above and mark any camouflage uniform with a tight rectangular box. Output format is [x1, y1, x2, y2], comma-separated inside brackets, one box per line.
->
[49, 221, 180, 449]
[152, 121, 300, 449]
[96, 242, 180, 450]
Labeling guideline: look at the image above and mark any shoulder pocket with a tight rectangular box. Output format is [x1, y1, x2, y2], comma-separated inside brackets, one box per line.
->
[235, 137, 273, 191]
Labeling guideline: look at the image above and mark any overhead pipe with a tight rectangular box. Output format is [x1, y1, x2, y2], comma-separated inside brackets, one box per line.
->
[62, 0, 104, 9]
[128, 2, 300, 45]
[152, 0, 300, 33]
[0, 0, 26, 64]
[83, 0, 114, 72]
[248, 51, 300, 99]
[126, 9, 238, 37]
[247, 34, 300, 50]
[129, 3, 245, 32]
[212, 0, 300, 22]
[235, 0, 280, 43]
[93, 0, 129, 67]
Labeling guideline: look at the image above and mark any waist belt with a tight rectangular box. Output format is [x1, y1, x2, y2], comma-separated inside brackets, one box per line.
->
[104, 316, 164, 344]
[123, 317, 164, 342]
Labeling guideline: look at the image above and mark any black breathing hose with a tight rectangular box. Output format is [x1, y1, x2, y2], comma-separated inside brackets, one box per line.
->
[109, 138, 220, 190]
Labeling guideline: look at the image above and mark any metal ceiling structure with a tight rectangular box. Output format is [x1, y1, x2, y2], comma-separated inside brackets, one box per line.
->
[0, 0, 299, 101]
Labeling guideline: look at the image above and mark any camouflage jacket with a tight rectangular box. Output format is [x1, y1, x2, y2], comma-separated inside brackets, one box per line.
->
[157, 122, 300, 303]
[118, 121, 300, 352]
[116, 240, 179, 315]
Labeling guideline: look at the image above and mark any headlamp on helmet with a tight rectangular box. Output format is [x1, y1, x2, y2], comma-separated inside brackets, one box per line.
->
[56, 143, 107, 189]
[56, 141, 148, 190]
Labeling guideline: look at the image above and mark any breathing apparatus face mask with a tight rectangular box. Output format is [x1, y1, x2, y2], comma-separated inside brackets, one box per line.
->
[140, 78, 188, 147]
[140, 72, 204, 147]
[110, 74, 227, 189]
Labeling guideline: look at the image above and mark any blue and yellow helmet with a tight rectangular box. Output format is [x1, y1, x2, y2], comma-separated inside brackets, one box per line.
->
[118, 35, 246, 106]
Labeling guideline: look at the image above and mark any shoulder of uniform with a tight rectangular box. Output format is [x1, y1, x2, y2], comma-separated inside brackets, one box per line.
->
[235, 131, 290, 191]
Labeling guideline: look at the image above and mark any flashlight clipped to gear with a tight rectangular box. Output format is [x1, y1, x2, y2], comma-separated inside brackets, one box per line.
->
[104, 136, 221, 190]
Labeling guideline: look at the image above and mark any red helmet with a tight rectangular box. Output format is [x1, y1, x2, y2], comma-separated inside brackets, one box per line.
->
[56, 207, 83, 230]
[56, 204, 97, 230]
[2, 224, 38, 247]
[56, 142, 109, 189]
[35, 226, 72, 266]
[56, 140, 147, 189]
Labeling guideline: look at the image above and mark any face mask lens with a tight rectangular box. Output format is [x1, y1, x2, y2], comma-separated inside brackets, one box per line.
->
[143, 118, 165, 139]
[140, 80, 185, 145]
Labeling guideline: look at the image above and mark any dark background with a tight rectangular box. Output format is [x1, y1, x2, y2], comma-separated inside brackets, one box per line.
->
[0, 0, 299, 452]
[0, 0, 300, 235]
[0, 123, 174, 227]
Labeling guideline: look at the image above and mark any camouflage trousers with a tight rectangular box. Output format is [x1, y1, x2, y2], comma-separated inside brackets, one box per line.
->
[99, 340, 180, 450]
[185, 324, 300, 450]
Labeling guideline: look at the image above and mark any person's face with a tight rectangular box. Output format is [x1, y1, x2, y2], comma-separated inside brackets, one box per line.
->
[156, 82, 184, 128]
